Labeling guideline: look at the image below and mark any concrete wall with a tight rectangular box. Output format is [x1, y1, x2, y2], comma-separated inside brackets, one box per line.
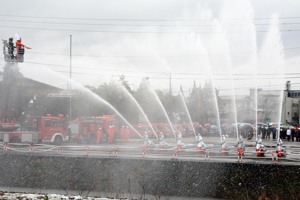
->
[0, 155, 299, 200]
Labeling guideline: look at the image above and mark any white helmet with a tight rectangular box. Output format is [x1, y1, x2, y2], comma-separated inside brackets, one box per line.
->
[14, 33, 21, 40]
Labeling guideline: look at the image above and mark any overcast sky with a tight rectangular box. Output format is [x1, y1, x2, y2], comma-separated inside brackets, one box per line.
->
[1, 0, 300, 95]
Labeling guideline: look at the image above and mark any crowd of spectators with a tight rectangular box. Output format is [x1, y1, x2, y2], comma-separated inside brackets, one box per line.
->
[257, 123, 300, 142]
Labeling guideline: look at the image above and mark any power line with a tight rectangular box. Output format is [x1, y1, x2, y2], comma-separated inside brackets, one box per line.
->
[1, 18, 300, 27]
[2, 59, 300, 92]
[3, 58, 296, 78]
[38, 72, 300, 86]
[26, 45, 300, 58]
[1, 25, 300, 34]
[52, 71, 300, 91]
[21, 59, 300, 79]
[0, 14, 216, 22]
[1, 54, 299, 79]
[1, 14, 300, 21]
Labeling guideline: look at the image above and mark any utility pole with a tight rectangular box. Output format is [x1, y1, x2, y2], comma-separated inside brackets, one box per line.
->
[69, 35, 72, 120]
[169, 73, 172, 95]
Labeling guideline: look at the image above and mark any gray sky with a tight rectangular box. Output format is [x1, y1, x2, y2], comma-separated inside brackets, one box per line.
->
[1, 0, 300, 95]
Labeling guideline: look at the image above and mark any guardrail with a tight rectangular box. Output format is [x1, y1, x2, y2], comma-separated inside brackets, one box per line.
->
[0, 142, 298, 164]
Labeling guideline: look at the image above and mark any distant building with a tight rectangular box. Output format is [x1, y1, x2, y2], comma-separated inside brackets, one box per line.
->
[219, 87, 300, 125]
[281, 90, 300, 125]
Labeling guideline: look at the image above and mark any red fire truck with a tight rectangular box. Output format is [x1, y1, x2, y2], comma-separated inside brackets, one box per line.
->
[68, 115, 122, 144]
[1, 114, 69, 145]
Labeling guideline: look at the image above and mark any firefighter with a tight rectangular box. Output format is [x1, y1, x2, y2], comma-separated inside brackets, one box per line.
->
[143, 132, 155, 148]
[13, 36, 31, 62]
[176, 131, 185, 150]
[195, 133, 206, 152]
[276, 138, 286, 157]
[107, 125, 115, 144]
[158, 132, 169, 148]
[15, 37, 31, 61]
[256, 137, 267, 157]
[220, 135, 228, 155]
[237, 136, 245, 162]
[143, 132, 149, 146]
[158, 132, 165, 148]
[15, 38, 31, 51]
[8, 37, 15, 60]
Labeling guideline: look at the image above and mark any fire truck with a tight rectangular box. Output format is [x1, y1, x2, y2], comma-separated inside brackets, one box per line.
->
[69, 115, 122, 144]
[0, 114, 69, 145]
[0, 119, 20, 132]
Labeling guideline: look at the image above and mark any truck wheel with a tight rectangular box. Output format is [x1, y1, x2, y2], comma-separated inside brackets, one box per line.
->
[54, 136, 63, 145]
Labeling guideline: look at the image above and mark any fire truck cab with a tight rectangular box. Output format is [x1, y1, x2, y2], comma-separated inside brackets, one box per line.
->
[2, 114, 68, 145]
